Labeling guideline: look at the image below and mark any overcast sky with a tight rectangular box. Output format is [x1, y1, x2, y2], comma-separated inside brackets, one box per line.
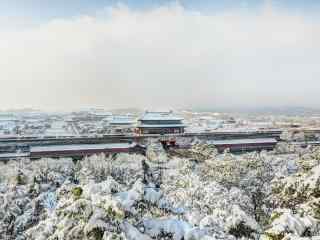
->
[0, 0, 320, 111]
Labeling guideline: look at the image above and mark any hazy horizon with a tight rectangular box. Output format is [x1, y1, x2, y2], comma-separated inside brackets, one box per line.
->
[1, 0, 320, 110]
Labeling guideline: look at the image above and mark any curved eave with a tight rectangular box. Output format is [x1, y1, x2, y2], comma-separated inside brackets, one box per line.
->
[137, 124, 186, 128]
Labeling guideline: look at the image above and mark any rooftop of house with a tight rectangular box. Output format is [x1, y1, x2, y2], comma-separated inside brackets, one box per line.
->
[30, 143, 137, 153]
[139, 111, 184, 121]
[207, 138, 277, 145]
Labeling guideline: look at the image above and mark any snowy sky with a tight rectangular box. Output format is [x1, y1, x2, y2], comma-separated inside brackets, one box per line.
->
[1, 1, 320, 111]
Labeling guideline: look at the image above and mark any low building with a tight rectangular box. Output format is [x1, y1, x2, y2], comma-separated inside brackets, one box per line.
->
[207, 138, 278, 153]
[137, 111, 185, 135]
[0, 152, 29, 161]
[30, 143, 146, 159]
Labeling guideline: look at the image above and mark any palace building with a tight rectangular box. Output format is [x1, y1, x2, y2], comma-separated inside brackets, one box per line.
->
[136, 111, 185, 135]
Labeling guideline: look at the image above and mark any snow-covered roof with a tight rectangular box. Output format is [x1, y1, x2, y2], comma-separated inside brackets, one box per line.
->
[90, 111, 112, 116]
[139, 111, 184, 121]
[207, 138, 277, 145]
[139, 124, 186, 128]
[30, 143, 136, 153]
[0, 117, 18, 122]
[0, 152, 30, 159]
[109, 115, 135, 125]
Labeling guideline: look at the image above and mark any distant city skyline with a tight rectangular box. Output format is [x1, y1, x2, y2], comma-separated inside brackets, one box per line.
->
[1, 1, 320, 110]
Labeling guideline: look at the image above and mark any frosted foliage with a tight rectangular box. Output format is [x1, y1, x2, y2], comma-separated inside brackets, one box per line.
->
[170, 143, 218, 162]
[2, 144, 320, 239]
[280, 131, 306, 142]
[146, 141, 168, 163]
[275, 142, 296, 154]
[78, 153, 145, 185]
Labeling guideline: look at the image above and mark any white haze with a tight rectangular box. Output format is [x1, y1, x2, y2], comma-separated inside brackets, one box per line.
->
[0, 3, 320, 111]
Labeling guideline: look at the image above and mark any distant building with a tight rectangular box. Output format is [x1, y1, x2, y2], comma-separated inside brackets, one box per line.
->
[137, 111, 185, 135]
[109, 115, 136, 133]
[89, 109, 113, 121]
[0, 114, 19, 135]
[71, 110, 112, 122]
[109, 115, 135, 126]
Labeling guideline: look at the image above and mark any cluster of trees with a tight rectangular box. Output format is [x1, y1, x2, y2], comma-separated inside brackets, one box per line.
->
[1, 142, 320, 239]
